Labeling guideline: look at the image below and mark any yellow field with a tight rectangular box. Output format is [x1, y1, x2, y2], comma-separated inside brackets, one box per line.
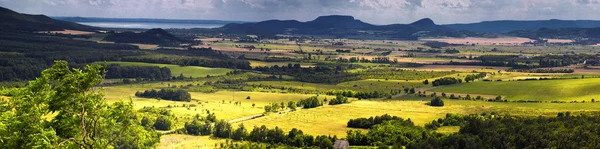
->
[158, 135, 227, 149]
[239, 99, 600, 137]
[131, 44, 159, 50]
[103, 84, 336, 121]
[40, 29, 96, 35]
[421, 37, 534, 46]
[405, 65, 509, 72]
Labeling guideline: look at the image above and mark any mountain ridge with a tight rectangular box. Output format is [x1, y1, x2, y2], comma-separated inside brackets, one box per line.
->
[0, 7, 97, 32]
[215, 15, 469, 40]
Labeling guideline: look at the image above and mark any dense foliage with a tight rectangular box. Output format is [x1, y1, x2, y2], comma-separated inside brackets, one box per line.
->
[347, 113, 600, 149]
[135, 88, 192, 102]
[347, 114, 412, 129]
[432, 77, 462, 86]
[105, 64, 171, 80]
[430, 97, 445, 106]
[328, 95, 349, 105]
[326, 89, 394, 99]
[297, 96, 323, 109]
[0, 61, 159, 148]
[123, 48, 251, 69]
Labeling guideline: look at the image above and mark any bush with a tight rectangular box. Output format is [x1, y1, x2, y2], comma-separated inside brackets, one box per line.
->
[153, 116, 172, 130]
[329, 95, 349, 105]
[430, 97, 445, 107]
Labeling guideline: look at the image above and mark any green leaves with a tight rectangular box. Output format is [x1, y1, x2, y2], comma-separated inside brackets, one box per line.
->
[0, 60, 159, 149]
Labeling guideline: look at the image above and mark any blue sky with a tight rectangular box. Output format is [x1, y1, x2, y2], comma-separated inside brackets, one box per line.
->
[1, 0, 600, 24]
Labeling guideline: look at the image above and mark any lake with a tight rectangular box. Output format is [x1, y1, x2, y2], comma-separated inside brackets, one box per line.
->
[78, 22, 225, 29]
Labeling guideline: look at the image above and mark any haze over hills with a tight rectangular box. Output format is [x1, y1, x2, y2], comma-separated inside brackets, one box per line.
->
[0, 7, 97, 32]
[214, 15, 471, 40]
[52, 17, 247, 25]
[444, 19, 600, 33]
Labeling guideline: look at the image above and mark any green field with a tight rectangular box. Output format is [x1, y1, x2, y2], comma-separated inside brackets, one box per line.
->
[431, 78, 600, 101]
[106, 61, 232, 78]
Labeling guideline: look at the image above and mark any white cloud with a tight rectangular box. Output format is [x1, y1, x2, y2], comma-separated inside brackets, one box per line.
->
[1, 0, 600, 24]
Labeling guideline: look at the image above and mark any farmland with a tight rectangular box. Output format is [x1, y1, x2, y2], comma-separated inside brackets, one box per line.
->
[106, 61, 233, 78]
[431, 78, 600, 101]
[4, 7, 600, 148]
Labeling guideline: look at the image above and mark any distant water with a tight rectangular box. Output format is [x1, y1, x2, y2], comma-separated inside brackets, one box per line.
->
[78, 22, 224, 29]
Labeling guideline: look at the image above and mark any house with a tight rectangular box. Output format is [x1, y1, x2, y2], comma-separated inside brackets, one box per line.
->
[333, 140, 350, 149]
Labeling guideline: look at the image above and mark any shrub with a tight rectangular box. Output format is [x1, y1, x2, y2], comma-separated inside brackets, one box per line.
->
[153, 116, 172, 130]
[430, 97, 445, 107]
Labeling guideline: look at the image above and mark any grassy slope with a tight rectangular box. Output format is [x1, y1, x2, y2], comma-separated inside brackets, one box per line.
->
[106, 61, 232, 78]
[431, 78, 600, 101]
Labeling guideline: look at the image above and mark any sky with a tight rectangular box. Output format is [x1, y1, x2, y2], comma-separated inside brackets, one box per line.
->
[1, 0, 600, 25]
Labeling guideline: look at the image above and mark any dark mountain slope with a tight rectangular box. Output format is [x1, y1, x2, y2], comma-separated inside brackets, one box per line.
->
[103, 28, 184, 45]
[0, 7, 97, 32]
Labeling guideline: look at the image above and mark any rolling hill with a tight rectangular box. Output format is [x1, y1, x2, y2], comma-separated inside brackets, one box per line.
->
[445, 19, 600, 33]
[0, 7, 97, 32]
[215, 15, 473, 40]
[103, 28, 185, 45]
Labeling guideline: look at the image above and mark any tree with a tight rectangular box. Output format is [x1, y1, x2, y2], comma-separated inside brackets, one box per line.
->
[0, 61, 159, 149]
[213, 120, 233, 138]
[430, 97, 445, 107]
[141, 116, 151, 127]
[423, 79, 429, 85]
[232, 123, 248, 141]
[495, 96, 503, 101]
[185, 120, 203, 135]
[287, 101, 297, 111]
[153, 116, 172, 130]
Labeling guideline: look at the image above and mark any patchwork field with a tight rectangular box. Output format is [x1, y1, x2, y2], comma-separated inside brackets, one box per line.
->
[431, 78, 600, 101]
[421, 37, 534, 45]
[106, 61, 232, 78]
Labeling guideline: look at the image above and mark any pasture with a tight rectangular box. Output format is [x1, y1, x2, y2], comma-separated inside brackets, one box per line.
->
[239, 99, 600, 137]
[106, 61, 232, 78]
[431, 78, 600, 101]
[421, 37, 534, 46]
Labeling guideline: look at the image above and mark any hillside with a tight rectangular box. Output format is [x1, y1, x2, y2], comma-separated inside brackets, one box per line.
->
[445, 19, 600, 33]
[103, 28, 185, 45]
[0, 7, 97, 32]
[507, 27, 600, 44]
[215, 16, 473, 40]
[52, 17, 247, 25]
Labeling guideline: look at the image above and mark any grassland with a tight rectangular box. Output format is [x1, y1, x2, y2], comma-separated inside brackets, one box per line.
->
[158, 135, 227, 149]
[240, 99, 600, 137]
[431, 78, 600, 101]
[106, 61, 232, 78]
[248, 60, 315, 68]
[102, 82, 337, 121]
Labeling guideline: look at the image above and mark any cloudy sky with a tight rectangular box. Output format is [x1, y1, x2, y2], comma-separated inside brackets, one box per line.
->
[1, 0, 600, 24]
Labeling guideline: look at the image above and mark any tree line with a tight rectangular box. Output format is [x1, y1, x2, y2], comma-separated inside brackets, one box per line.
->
[135, 88, 192, 102]
[184, 119, 337, 148]
[346, 112, 600, 148]
[105, 64, 171, 80]
[347, 114, 412, 129]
